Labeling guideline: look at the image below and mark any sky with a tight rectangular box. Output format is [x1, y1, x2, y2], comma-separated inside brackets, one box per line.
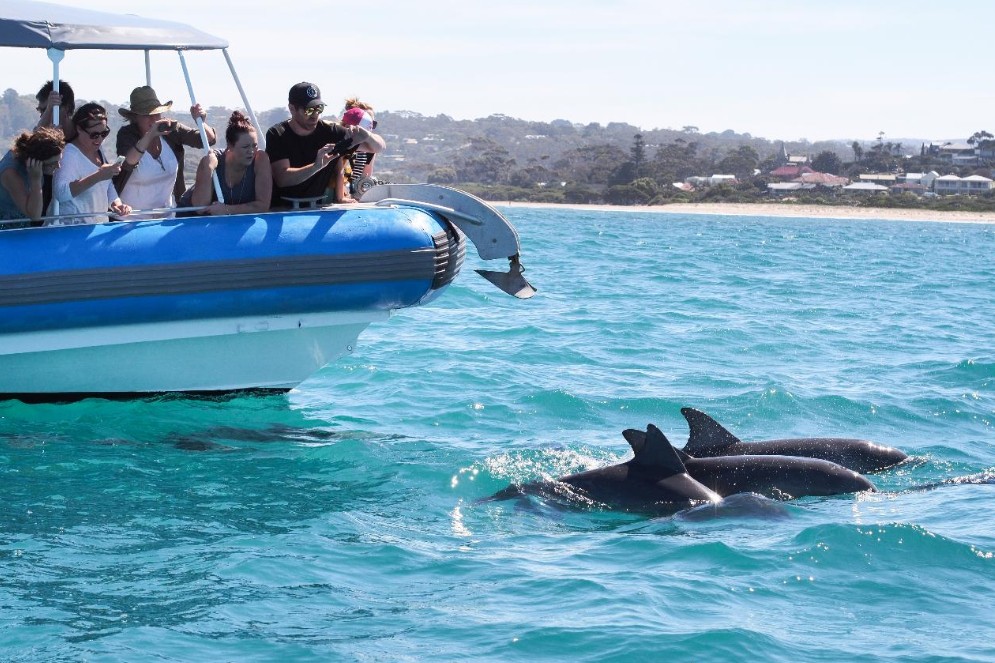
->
[3, 0, 993, 142]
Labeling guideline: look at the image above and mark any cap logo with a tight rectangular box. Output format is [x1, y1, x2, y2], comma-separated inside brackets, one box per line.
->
[306, 86, 318, 100]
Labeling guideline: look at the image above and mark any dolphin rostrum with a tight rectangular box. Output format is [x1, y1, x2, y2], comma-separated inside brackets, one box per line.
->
[486, 424, 722, 512]
[623, 425, 876, 499]
[680, 407, 908, 473]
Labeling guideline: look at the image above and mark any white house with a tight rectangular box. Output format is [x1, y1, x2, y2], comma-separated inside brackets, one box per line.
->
[933, 174, 994, 196]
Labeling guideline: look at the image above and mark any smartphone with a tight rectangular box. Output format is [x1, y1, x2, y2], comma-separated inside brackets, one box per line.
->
[115, 155, 127, 166]
[156, 120, 173, 132]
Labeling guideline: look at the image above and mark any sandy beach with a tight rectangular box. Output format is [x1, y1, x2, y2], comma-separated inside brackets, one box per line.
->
[492, 201, 995, 224]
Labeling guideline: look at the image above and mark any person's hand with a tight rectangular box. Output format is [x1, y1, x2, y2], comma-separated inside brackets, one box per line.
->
[190, 104, 207, 122]
[109, 200, 131, 216]
[207, 150, 219, 171]
[316, 143, 338, 170]
[206, 201, 228, 216]
[148, 119, 175, 138]
[44, 91, 64, 111]
[100, 161, 123, 179]
[25, 157, 45, 181]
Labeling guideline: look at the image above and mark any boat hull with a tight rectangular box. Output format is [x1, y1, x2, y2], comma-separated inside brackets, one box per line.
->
[0, 207, 465, 399]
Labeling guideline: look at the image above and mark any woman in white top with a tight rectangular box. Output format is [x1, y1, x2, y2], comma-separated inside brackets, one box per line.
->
[50, 103, 131, 226]
[114, 86, 216, 219]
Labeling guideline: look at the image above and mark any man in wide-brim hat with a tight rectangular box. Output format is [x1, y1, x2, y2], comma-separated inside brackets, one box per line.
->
[114, 85, 216, 217]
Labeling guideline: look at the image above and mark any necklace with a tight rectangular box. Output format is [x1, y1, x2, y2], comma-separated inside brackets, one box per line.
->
[148, 139, 166, 171]
[222, 153, 251, 205]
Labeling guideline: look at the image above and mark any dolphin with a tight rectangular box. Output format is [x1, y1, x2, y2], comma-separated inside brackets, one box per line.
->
[486, 424, 722, 512]
[623, 426, 876, 499]
[680, 407, 908, 473]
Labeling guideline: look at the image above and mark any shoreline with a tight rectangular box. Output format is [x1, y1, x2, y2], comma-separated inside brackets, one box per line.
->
[490, 200, 995, 224]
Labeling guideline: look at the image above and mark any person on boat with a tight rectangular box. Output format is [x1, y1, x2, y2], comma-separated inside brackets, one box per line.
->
[50, 103, 131, 226]
[340, 105, 380, 198]
[114, 86, 217, 219]
[34, 80, 76, 215]
[0, 127, 64, 229]
[35, 80, 77, 141]
[265, 82, 384, 208]
[177, 110, 272, 215]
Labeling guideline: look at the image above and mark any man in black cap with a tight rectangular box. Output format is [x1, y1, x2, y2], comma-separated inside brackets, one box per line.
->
[265, 81, 384, 207]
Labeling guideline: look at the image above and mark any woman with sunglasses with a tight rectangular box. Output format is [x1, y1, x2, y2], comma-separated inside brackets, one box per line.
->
[50, 102, 131, 226]
[340, 105, 379, 200]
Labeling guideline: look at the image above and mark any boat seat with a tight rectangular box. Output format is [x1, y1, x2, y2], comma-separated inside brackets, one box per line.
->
[282, 196, 327, 209]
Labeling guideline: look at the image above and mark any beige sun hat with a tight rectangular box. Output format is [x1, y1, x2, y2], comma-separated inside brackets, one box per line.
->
[118, 86, 173, 119]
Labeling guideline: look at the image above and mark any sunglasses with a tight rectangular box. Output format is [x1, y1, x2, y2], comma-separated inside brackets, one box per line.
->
[302, 105, 325, 117]
[85, 128, 111, 140]
[371, 120, 378, 130]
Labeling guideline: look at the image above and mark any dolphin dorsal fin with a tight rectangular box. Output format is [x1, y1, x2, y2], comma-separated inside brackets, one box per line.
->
[681, 407, 742, 453]
[623, 424, 688, 478]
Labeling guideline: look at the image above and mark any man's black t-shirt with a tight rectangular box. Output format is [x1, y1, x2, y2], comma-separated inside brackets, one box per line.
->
[265, 119, 348, 206]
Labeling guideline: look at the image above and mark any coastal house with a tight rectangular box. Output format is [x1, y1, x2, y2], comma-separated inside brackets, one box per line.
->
[842, 182, 889, 194]
[770, 164, 814, 179]
[933, 174, 994, 196]
[767, 182, 814, 196]
[772, 142, 809, 168]
[859, 173, 898, 186]
[928, 142, 979, 166]
[890, 182, 927, 196]
[795, 172, 849, 188]
[683, 174, 738, 188]
[902, 172, 939, 189]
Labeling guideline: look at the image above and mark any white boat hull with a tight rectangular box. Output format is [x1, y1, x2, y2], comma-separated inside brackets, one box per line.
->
[0, 310, 387, 396]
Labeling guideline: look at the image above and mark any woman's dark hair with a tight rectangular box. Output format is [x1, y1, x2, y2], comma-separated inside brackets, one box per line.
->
[36, 80, 76, 113]
[225, 110, 255, 146]
[71, 102, 108, 130]
[12, 126, 65, 162]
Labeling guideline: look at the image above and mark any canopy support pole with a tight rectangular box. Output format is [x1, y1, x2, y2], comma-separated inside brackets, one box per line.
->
[178, 50, 224, 204]
[222, 49, 264, 149]
[46, 47, 64, 216]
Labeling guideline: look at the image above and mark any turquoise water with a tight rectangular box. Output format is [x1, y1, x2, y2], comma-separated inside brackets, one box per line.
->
[2, 208, 994, 661]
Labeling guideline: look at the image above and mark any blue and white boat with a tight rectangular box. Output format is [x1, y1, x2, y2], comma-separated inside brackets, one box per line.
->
[0, 1, 534, 401]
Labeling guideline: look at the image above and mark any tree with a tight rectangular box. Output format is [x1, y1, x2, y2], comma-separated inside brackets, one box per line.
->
[427, 166, 457, 184]
[812, 150, 843, 175]
[630, 133, 646, 178]
[968, 130, 995, 162]
[716, 145, 759, 179]
[452, 137, 516, 184]
[852, 141, 864, 163]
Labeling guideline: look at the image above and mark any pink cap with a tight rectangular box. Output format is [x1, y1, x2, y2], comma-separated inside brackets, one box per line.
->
[342, 107, 374, 130]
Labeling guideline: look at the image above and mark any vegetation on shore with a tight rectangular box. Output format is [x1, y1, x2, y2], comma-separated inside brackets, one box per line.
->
[2, 87, 993, 211]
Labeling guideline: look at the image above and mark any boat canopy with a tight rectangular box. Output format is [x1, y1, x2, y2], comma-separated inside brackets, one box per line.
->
[0, 0, 228, 51]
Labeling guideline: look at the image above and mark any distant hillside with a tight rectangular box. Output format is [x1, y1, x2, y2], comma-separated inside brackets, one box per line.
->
[1, 86, 864, 181]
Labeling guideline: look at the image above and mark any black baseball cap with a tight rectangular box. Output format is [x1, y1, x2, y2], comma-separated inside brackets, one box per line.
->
[289, 82, 322, 108]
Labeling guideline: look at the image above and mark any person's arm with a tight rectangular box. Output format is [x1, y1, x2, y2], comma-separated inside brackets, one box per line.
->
[190, 104, 217, 145]
[34, 90, 63, 130]
[1, 160, 45, 221]
[176, 107, 217, 148]
[348, 126, 386, 154]
[270, 144, 338, 188]
[68, 162, 123, 199]
[189, 151, 218, 208]
[331, 157, 354, 204]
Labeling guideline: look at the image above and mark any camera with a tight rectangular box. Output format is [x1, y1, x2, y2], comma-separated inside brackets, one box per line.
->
[332, 136, 355, 155]
[156, 120, 174, 132]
